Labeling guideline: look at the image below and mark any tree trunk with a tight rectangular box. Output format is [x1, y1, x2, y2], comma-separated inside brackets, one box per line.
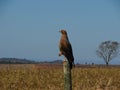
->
[106, 62, 109, 66]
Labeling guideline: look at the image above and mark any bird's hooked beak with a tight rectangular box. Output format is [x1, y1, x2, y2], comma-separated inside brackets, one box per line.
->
[59, 30, 61, 33]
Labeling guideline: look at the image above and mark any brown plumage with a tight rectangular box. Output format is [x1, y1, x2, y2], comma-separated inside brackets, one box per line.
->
[59, 30, 74, 69]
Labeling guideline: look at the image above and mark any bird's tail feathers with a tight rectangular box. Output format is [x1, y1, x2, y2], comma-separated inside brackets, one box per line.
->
[69, 61, 75, 70]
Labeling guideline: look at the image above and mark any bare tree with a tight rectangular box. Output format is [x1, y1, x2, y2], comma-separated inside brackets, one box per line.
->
[96, 41, 120, 65]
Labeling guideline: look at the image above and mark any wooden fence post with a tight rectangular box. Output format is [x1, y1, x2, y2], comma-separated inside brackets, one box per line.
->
[63, 59, 72, 90]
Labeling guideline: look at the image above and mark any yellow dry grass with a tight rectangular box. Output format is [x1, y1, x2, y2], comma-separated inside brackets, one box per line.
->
[0, 64, 120, 90]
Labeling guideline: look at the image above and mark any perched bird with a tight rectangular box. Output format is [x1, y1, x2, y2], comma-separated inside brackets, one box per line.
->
[59, 30, 75, 69]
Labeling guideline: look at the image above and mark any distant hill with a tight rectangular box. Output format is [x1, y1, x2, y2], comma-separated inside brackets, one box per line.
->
[0, 58, 36, 64]
[0, 58, 63, 64]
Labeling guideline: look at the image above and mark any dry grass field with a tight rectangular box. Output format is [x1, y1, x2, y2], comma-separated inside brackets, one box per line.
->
[0, 64, 120, 90]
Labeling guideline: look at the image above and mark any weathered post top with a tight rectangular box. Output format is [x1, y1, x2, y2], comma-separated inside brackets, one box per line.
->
[63, 59, 72, 90]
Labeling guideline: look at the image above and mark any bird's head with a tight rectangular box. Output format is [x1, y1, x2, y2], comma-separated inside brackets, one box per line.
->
[59, 30, 67, 35]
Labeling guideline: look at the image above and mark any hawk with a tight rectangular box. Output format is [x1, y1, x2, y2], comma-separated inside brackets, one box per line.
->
[59, 30, 75, 69]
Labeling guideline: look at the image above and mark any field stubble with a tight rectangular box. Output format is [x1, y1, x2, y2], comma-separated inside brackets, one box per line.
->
[0, 64, 120, 90]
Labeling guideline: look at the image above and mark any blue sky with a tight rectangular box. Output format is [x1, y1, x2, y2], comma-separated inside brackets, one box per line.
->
[0, 0, 120, 64]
